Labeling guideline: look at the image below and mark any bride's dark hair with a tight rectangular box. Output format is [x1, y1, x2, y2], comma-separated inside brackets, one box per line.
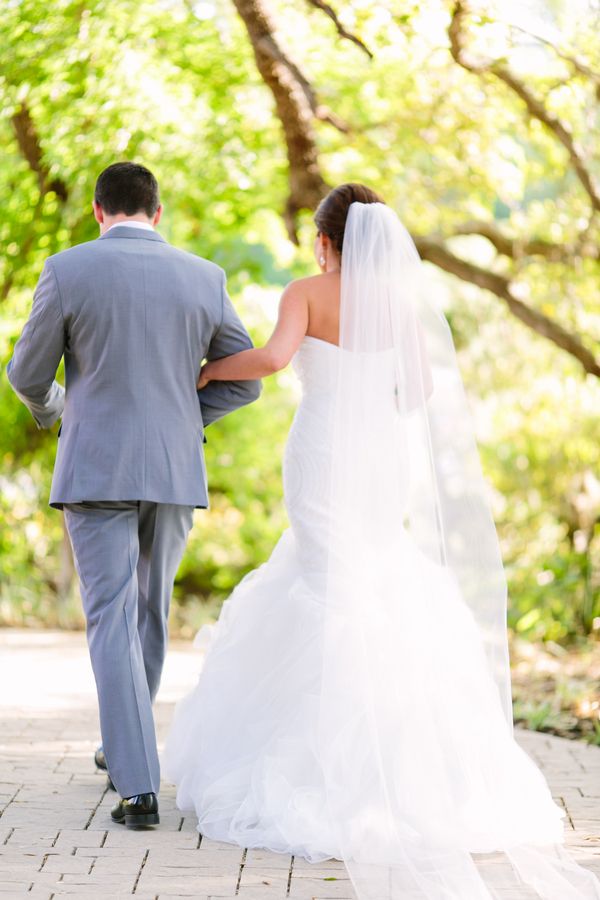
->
[314, 183, 382, 255]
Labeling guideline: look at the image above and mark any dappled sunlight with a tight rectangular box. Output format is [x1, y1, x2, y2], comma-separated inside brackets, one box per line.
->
[1, 0, 598, 647]
[1, 630, 599, 894]
[0, 0, 598, 894]
[0, 630, 203, 720]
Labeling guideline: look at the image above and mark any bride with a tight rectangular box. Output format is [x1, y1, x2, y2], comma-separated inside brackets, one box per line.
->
[163, 184, 600, 899]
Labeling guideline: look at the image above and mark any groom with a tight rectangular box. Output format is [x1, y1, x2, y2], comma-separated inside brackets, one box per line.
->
[7, 162, 261, 827]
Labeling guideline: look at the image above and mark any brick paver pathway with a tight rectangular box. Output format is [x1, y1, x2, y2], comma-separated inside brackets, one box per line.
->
[1, 629, 598, 898]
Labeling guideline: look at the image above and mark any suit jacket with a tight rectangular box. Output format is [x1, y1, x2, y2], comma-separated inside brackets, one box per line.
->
[7, 225, 261, 509]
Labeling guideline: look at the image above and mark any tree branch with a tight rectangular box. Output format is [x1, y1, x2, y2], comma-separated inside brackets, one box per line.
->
[449, 1, 600, 213]
[414, 235, 600, 378]
[2, 103, 69, 301]
[451, 220, 599, 262]
[304, 0, 373, 58]
[11, 102, 68, 202]
[508, 22, 600, 88]
[231, 0, 332, 241]
[230, 0, 599, 378]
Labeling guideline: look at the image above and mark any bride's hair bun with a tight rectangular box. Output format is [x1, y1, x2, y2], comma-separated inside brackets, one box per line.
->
[314, 183, 382, 255]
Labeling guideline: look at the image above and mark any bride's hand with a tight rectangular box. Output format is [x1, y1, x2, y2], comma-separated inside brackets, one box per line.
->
[197, 364, 212, 390]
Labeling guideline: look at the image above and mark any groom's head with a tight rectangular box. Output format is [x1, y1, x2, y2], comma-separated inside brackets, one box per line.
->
[93, 162, 163, 233]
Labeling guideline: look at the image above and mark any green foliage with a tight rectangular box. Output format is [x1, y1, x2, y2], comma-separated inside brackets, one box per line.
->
[513, 701, 557, 732]
[458, 286, 600, 642]
[0, 0, 598, 644]
[510, 637, 600, 743]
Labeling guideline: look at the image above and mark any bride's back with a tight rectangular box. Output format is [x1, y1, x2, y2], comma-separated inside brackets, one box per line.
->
[304, 271, 341, 347]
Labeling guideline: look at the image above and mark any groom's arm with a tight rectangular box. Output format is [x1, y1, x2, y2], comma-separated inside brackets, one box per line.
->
[198, 275, 262, 428]
[7, 260, 65, 429]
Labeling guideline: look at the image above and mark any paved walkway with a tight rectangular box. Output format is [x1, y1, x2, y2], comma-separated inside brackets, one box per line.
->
[0, 629, 598, 899]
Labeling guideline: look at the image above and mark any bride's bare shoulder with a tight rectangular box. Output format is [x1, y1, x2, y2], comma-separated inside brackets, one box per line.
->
[283, 272, 340, 298]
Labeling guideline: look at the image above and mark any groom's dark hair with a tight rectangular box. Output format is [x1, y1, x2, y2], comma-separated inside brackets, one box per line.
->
[94, 162, 160, 217]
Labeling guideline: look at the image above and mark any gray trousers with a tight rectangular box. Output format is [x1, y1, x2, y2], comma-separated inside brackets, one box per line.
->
[63, 501, 194, 798]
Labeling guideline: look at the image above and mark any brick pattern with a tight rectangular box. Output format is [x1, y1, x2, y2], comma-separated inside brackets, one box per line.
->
[0, 630, 598, 898]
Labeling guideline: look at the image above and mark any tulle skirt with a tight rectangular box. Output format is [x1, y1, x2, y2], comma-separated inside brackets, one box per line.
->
[162, 527, 566, 862]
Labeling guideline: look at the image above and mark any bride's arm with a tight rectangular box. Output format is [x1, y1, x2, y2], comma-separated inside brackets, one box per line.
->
[198, 282, 309, 388]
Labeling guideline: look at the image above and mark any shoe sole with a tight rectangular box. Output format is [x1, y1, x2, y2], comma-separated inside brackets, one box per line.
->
[125, 813, 160, 829]
[111, 813, 160, 828]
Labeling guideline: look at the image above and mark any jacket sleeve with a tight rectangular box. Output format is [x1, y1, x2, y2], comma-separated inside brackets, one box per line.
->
[7, 260, 65, 429]
[198, 272, 262, 428]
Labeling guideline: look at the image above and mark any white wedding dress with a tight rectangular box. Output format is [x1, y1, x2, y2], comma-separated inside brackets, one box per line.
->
[165, 335, 360, 860]
[164, 204, 600, 899]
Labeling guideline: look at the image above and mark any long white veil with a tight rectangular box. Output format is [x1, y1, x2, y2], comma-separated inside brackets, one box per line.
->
[317, 201, 600, 899]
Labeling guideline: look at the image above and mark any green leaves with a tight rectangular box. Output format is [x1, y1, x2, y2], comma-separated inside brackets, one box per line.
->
[0, 0, 598, 641]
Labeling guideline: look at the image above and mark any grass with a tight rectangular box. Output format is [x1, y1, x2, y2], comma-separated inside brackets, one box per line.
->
[509, 634, 600, 745]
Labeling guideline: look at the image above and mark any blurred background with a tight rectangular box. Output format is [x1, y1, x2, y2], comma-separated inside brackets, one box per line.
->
[0, 0, 598, 741]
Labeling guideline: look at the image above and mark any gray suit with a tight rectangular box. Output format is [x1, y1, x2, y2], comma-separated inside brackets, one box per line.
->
[8, 225, 261, 797]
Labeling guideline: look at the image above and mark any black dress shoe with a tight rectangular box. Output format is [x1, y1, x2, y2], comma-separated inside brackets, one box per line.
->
[94, 746, 116, 792]
[111, 792, 159, 828]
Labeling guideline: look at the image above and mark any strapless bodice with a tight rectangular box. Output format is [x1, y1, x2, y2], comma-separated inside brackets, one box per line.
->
[291, 335, 340, 396]
[282, 336, 341, 576]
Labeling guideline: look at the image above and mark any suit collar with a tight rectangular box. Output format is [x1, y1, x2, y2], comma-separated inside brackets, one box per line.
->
[99, 225, 167, 243]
